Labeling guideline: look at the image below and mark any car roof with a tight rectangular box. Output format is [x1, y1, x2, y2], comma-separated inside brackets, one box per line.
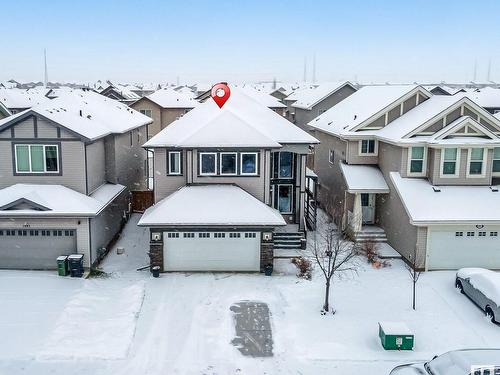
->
[427, 349, 500, 375]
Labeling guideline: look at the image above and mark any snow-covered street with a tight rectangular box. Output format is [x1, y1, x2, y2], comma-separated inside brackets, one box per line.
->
[1, 216, 499, 375]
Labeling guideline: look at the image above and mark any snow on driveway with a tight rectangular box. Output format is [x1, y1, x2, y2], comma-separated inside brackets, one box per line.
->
[37, 279, 145, 360]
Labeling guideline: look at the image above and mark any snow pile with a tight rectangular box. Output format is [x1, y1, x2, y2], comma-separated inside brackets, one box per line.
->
[37, 280, 145, 360]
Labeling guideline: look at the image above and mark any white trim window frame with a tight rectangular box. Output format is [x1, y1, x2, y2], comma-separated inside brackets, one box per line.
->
[328, 149, 335, 165]
[219, 152, 238, 176]
[439, 148, 460, 178]
[492, 147, 500, 177]
[466, 147, 487, 178]
[199, 152, 218, 176]
[14, 144, 59, 174]
[139, 109, 152, 118]
[167, 151, 182, 175]
[358, 139, 378, 156]
[277, 183, 294, 214]
[407, 146, 427, 177]
[277, 151, 294, 179]
[240, 152, 258, 176]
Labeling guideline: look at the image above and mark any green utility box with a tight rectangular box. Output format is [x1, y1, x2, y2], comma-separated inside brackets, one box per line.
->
[379, 322, 414, 350]
[57, 256, 69, 276]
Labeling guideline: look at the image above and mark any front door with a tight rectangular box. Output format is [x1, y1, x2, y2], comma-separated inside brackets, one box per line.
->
[360, 193, 375, 224]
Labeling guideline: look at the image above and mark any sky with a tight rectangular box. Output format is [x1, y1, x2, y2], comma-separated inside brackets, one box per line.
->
[1, 0, 500, 85]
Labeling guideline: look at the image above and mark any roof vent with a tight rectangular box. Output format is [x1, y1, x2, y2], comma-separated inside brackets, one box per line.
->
[432, 187, 441, 192]
[490, 186, 499, 192]
[87, 115, 91, 119]
[79, 110, 82, 117]
[354, 115, 357, 120]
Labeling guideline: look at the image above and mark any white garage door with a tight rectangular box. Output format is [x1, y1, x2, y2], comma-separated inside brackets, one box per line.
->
[427, 227, 500, 270]
[163, 231, 260, 271]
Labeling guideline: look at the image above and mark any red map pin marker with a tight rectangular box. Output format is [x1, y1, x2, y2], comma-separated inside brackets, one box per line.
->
[211, 83, 231, 108]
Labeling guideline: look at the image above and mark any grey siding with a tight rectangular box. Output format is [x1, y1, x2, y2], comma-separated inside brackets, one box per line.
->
[346, 140, 379, 164]
[86, 139, 106, 193]
[37, 118, 58, 138]
[89, 188, 129, 265]
[153, 148, 187, 202]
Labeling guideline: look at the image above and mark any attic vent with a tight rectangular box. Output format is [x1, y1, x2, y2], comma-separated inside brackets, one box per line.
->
[328, 121, 333, 125]
[490, 187, 499, 192]
[432, 187, 441, 192]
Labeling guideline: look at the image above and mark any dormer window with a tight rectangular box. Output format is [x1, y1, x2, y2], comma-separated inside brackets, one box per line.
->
[407, 146, 426, 176]
[440, 148, 460, 177]
[467, 148, 486, 178]
[359, 140, 377, 156]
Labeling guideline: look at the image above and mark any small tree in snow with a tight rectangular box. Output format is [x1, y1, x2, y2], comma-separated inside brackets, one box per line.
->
[405, 247, 422, 310]
[312, 207, 360, 315]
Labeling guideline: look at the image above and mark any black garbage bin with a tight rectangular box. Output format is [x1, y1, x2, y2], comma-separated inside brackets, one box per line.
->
[264, 264, 273, 276]
[151, 266, 160, 278]
[68, 254, 84, 278]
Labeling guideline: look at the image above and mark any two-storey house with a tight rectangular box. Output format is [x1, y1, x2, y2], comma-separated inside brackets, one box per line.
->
[0, 90, 152, 269]
[309, 85, 500, 270]
[138, 89, 318, 272]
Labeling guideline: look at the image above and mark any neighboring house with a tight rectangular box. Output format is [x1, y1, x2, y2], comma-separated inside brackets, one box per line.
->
[238, 86, 287, 115]
[466, 87, 500, 114]
[130, 88, 199, 138]
[0, 90, 152, 270]
[0, 88, 48, 114]
[0, 101, 11, 119]
[138, 89, 318, 272]
[309, 84, 500, 270]
[288, 82, 357, 131]
[99, 84, 141, 105]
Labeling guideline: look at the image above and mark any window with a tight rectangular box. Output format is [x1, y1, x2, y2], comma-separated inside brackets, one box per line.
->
[139, 109, 152, 118]
[168, 151, 182, 175]
[199, 152, 217, 175]
[408, 146, 425, 175]
[490, 231, 498, 237]
[468, 148, 485, 177]
[455, 231, 463, 237]
[0, 230, 3, 236]
[15, 144, 59, 173]
[328, 150, 334, 164]
[229, 233, 241, 238]
[214, 233, 225, 238]
[478, 231, 486, 237]
[277, 184, 293, 213]
[359, 140, 376, 155]
[183, 232, 195, 238]
[220, 152, 237, 175]
[466, 231, 475, 237]
[30, 230, 39, 236]
[241, 152, 258, 175]
[244, 232, 256, 238]
[198, 232, 210, 238]
[441, 148, 459, 177]
[167, 232, 179, 238]
[493, 148, 500, 175]
[278, 152, 293, 178]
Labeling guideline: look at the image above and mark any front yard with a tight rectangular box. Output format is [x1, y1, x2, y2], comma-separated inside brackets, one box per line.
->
[1, 216, 499, 375]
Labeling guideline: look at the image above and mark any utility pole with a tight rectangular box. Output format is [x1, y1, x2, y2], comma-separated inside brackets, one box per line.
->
[487, 58, 492, 82]
[312, 53, 316, 84]
[473, 60, 478, 82]
[44, 49, 48, 88]
[303, 56, 307, 83]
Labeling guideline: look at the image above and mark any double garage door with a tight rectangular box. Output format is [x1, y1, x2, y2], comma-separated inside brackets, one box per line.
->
[163, 231, 260, 271]
[427, 227, 500, 270]
[0, 229, 76, 270]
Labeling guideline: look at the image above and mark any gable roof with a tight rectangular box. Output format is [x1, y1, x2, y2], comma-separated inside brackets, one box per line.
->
[308, 85, 423, 137]
[291, 82, 356, 110]
[0, 183, 125, 217]
[0, 90, 153, 141]
[143, 88, 318, 148]
[144, 88, 199, 108]
[237, 86, 286, 108]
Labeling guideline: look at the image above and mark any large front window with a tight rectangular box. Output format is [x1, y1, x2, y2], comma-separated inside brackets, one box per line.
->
[409, 146, 425, 175]
[240, 152, 257, 175]
[220, 152, 237, 175]
[279, 152, 293, 178]
[468, 148, 485, 176]
[360, 139, 376, 155]
[200, 152, 217, 175]
[15, 144, 59, 173]
[442, 148, 459, 176]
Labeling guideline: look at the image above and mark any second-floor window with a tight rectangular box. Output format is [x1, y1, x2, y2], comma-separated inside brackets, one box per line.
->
[359, 139, 377, 155]
[408, 146, 426, 175]
[329, 150, 334, 164]
[168, 151, 182, 175]
[241, 152, 258, 175]
[278, 152, 293, 178]
[493, 147, 500, 176]
[200, 152, 217, 175]
[15, 144, 59, 173]
[220, 152, 237, 175]
[441, 148, 459, 177]
[468, 148, 486, 177]
[140, 109, 152, 118]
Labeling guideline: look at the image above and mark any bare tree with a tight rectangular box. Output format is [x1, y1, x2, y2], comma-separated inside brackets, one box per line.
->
[405, 247, 422, 310]
[311, 208, 360, 315]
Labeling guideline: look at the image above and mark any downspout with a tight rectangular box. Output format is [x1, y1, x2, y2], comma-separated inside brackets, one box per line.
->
[84, 143, 89, 195]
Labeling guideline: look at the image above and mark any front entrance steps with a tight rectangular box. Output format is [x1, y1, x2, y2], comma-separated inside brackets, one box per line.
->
[352, 225, 387, 243]
[273, 231, 304, 259]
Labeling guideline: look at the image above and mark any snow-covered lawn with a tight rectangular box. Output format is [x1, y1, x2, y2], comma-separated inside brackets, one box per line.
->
[1, 216, 499, 375]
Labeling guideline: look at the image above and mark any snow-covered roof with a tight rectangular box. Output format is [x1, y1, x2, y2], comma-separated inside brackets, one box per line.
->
[291, 82, 355, 110]
[143, 88, 318, 148]
[340, 164, 389, 193]
[466, 87, 500, 108]
[145, 88, 199, 108]
[0, 88, 49, 109]
[138, 184, 286, 227]
[390, 172, 500, 224]
[308, 85, 421, 137]
[237, 86, 286, 108]
[0, 90, 152, 141]
[0, 183, 125, 217]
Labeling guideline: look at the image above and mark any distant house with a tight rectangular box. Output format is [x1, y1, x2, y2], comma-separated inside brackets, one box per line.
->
[138, 89, 318, 272]
[0, 90, 152, 270]
[99, 84, 141, 105]
[466, 87, 500, 114]
[309, 84, 500, 270]
[0, 88, 48, 114]
[286, 82, 357, 131]
[238, 86, 287, 115]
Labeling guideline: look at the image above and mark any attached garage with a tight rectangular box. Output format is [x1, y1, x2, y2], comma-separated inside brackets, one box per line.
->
[164, 231, 260, 271]
[0, 229, 76, 269]
[427, 226, 500, 270]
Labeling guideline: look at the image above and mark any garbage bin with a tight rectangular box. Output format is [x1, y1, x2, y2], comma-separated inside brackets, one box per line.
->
[68, 254, 84, 278]
[264, 264, 273, 276]
[56, 256, 68, 276]
[151, 266, 160, 278]
[379, 321, 414, 350]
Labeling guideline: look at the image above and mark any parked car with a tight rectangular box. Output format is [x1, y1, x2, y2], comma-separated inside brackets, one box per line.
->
[389, 349, 500, 374]
[455, 268, 500, 323]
